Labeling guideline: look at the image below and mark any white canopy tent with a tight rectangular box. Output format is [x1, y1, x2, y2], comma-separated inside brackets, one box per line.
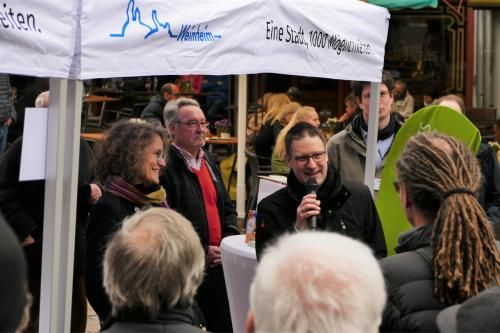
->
[0, 0, 389, 331]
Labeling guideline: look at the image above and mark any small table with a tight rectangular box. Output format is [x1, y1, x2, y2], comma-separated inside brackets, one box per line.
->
[206, 136, 238, 153]
[83, 95, 121, 130]
[220, 235, 257, 333]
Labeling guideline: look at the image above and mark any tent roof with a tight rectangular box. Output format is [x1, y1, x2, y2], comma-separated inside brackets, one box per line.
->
[1, 0, 389, 82]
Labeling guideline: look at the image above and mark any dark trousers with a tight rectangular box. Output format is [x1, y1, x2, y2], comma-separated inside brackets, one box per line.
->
[196, 265, 233, 333]
[24, 243, 87, 333]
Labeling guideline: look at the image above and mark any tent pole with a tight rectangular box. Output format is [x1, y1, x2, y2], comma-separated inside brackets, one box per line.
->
[364, 82, 381, 197]
[236, 75, 247, 220]
[39, 79, 82, 333]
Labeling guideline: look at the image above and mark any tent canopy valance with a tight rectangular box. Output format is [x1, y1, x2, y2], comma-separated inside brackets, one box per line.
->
[1, 0, 389, 82]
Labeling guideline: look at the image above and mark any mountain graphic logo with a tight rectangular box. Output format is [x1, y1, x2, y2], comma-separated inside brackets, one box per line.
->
[110, 0, 221, 42]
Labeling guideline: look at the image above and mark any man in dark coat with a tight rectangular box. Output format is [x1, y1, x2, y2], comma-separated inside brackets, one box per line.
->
[0, 90, 101, 333]
[141, 82, 179, 127]
[436, 94, 500, 229]
[0, 73, 16, 153]
[161, 97, 239, 332]
[477, 141, 500, 228]
[256, 122, 387, 259]
[8, 75, 49, 142]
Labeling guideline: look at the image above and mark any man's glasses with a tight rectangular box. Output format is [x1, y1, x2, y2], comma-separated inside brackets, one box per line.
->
[176, 120, 210, 128]
[293, 152, 326, 165]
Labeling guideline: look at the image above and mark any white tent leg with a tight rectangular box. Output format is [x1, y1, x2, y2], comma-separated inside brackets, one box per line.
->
[236, 75, 247, 219]
[39, 79, 82, 333]
[364, 82, 381, 197]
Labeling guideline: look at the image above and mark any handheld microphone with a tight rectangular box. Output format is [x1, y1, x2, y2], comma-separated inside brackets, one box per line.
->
[305, 179, 318, 230]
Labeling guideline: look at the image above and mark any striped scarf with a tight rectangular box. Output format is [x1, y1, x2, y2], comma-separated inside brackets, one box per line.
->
[105, 176, 168, 208]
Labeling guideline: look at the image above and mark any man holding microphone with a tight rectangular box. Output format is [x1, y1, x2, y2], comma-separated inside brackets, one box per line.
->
[255, 122, 387, 259]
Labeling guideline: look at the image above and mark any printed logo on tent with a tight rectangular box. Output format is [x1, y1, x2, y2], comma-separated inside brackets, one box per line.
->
[110, 0, 221, 42]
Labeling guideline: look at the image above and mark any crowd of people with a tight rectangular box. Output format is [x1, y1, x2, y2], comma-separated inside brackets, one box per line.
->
[0, 71, 499, 333]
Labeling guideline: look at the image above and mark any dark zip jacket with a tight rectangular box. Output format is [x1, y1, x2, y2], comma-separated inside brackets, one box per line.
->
[379, 225, 444, 332]
[255, 164, 387, 259]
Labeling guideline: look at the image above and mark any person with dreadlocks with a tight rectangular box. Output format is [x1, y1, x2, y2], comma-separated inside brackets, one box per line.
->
[379, 132, 500, 333]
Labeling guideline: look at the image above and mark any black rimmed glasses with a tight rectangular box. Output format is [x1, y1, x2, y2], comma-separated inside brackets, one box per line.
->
[293, 151, 326, 166]
[176, 120, 210, 128]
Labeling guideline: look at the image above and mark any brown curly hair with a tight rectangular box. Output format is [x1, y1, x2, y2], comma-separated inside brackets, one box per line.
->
[397, 132, 499, 305]
[93, 120, 169, 183]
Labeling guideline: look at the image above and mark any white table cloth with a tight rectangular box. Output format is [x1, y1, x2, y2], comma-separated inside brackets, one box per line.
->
[221, 235, 257, 333]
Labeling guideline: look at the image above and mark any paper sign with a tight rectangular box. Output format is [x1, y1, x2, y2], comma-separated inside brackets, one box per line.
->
[20, 108, 48, 181]
[257, 176, 287, 205]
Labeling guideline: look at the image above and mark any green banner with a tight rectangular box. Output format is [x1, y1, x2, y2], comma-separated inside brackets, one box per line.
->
[376, 106, 481, 255]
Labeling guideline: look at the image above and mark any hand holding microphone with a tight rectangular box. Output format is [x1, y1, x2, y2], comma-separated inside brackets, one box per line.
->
[296, 179, 321, 231]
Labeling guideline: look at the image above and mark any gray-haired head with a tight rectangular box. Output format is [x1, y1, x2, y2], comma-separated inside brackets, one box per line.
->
[103, 207, 205, 318]
[249, 231, 386, 333]
[164, 97, 201, 132]
[35, 91, 50, 108]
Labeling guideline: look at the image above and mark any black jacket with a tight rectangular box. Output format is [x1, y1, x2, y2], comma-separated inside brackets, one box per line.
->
[379, 225, 444, 332]
[161, 147, 239, 250]
[85, 192, 144, 323]
[477, 142, 500, 225]
[255, 164, 387, 259]
[0, 137, 93, 272]
[161, 147, 237, 332]
[253, 120, 283, 167]
[103, 306, 208, 333]
[0, 74, 16, 124]
[140, 94, 166, 126]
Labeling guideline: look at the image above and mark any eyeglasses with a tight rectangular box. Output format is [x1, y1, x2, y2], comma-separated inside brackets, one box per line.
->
[176, 120, 210, 128]
[362, 90, 391, 100]
[154, 151, 166, 162]
[293, 151, 326, 165]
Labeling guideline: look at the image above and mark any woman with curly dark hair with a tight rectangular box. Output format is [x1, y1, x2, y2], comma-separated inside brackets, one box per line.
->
[85, 119, 169, 324]
[380, 132, 499, 332]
